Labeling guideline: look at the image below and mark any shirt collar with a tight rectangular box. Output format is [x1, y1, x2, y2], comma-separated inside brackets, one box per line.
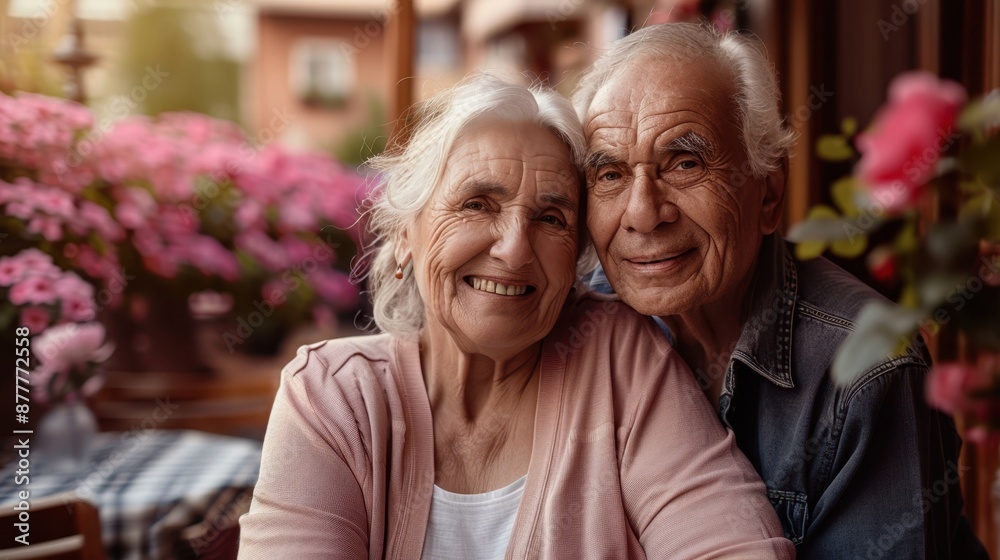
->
[731, 233, 798, 389]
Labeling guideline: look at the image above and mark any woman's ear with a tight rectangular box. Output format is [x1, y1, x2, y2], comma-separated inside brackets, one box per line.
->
[394, 230, 412, 270]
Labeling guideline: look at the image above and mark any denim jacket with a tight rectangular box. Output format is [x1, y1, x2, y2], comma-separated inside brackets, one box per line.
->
[586, 233, 987, 559]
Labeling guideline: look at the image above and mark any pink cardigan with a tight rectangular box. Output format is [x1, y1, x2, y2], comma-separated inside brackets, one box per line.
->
[239, 294, 795, 559]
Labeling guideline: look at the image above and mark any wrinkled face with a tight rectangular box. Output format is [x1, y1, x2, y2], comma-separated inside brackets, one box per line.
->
[404, 119, 580, 355]
[584, 55, 779, 317]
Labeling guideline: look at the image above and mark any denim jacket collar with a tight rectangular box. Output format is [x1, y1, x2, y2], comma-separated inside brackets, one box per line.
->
[731, 233, 798, 389]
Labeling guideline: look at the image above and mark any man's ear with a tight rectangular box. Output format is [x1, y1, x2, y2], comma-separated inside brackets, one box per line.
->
[760, 155, 788, 235]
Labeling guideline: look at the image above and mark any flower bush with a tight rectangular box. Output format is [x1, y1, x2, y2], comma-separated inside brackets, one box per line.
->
[0, 248, 106, 404]
[789, 71, 1000, 441]
[0, 91, 364, 349]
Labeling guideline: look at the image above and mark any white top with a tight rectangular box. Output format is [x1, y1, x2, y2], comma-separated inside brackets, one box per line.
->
[421, 475, 527, 560]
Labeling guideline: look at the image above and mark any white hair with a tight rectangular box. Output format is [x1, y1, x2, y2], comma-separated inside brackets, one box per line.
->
[360, 73, 586, 335]
[572, 23, 797, 178]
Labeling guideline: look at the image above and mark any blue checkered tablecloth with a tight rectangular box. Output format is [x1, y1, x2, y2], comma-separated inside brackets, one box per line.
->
[0, 429, 261, 560]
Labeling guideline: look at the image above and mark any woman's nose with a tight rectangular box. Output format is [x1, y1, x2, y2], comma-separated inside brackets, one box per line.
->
[488, 215, 534, 270]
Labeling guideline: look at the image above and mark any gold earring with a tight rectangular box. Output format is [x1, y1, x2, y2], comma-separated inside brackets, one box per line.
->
[395, 264, 403, 279]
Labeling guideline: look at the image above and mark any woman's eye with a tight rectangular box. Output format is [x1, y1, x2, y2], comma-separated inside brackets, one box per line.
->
[463, 201, 485, 211]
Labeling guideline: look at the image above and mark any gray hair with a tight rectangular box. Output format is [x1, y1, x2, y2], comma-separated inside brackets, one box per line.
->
[361, 73, 586, 335]
[572, 23, 797, 178]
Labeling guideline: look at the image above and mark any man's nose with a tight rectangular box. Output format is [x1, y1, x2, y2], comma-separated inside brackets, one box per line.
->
[489, 215, 534, 269]
[620, 167, 680, 233]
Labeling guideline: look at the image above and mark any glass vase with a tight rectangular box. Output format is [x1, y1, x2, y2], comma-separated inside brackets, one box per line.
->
[35, 400, 98, 471]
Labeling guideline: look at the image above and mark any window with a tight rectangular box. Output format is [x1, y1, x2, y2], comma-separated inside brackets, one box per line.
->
[290, 39, 356, 108]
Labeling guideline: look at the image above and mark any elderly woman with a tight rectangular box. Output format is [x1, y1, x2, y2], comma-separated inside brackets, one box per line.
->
[238, 75, 794, 559]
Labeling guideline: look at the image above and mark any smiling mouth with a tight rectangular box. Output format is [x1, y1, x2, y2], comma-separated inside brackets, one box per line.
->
[627, 249, 694, 265]
[464, 276, 535, 296]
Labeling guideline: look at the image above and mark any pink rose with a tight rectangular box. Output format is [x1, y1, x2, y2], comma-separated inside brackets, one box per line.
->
[34, 322, 113, 373]
[925, 362, 985, 414]
[856, 72, 967, 213]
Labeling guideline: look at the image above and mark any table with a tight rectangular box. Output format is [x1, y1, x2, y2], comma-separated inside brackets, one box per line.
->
[0, 430, 261, 560]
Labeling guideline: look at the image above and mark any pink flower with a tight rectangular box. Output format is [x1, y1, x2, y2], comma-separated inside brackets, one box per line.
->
[9, 275, 58, 305]
[262, 279, 289, 305]
[925, 362, 986, 414]
[856, 72, 967, 213]
[61, 296, 97, 322]
[15, 248, 59, 277]
[54, 272, 95, 300]
[115, 201, 147, 229]
[0, 255, 27, 286]
[33, 322, 113, 373]
[19, 306, 50, 331]
[308, 269, 359, 311]
[27, 215, 64, 241]
[78, 202, 125, 242]
[964, 426, 999, 446]
[236, 230, 288, 271]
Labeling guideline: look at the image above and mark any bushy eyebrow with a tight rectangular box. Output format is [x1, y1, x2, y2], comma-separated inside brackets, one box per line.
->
[659, 132, 716, 158]
[540, 192, 578, 213]
[458, 182, 576, 213]
[459, 181, 508, 197]
[584, 151, 620, 170]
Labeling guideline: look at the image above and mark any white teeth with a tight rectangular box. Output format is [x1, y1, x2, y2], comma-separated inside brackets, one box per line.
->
[468, 277, 528, 296]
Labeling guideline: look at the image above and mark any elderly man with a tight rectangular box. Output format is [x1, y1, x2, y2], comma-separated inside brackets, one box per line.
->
[573, 23, 988, 559]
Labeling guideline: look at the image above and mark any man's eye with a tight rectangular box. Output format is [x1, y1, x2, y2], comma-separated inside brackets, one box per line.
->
[598, 170, 622, 181]
[539, 215, 566, 227]
[676, 159, 700, 170]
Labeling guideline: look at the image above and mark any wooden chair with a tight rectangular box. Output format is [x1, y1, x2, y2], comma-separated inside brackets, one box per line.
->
[0, 493, 104, 559]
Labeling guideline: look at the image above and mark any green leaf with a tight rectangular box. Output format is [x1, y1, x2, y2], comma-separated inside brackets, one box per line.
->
[831, 177, 863, 216]
[0, 304, 15, 331]
[958, 96, 1000, 132]
[898, 281, 920, 309]
[960, 134, 1000, 185]
[960, 180, 987, 195]
[796, 240, 828, 260]
[816, 134, 855, 162]
[918, 273, 966, 310]
[831, 301, 924, 386]
[841, 117, 858, 136]
[831, 235, 868, 258]
[787, 206, 874, 244]
[960, 192, 992, 219]
[894, 221, 919, 254]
